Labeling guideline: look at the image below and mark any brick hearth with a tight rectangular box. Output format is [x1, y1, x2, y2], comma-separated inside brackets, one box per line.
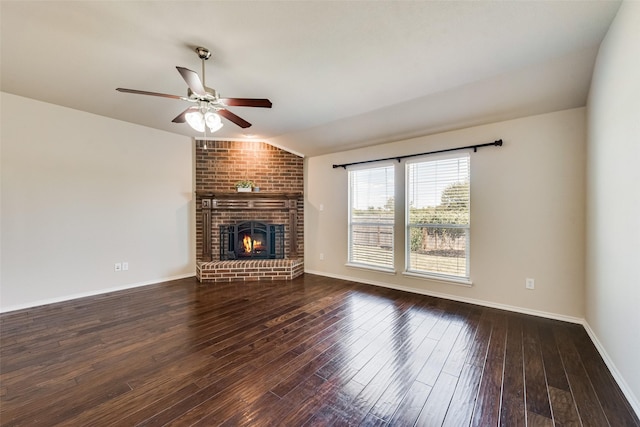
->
[196, 258, 304, 282]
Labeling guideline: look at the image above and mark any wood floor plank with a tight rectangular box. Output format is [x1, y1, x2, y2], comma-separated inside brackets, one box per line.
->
[554, 325, 611, 427]
[1, 274, 637, 426]
[527, 410, 555, 427]
[470, 311, 508, 427]
[523, 317, 553, 419]
[217, 391, 283, 427]
[442, 362, 484, 427]
[366, 335, 439, 422]
[500, 315, 526, 427]
[548, 386, 581, 427]
[466, 314, 493, 368]
[387, 380, 433, 427]
[415, 372, 459, 426]
[356, 412, 388, 427]
[538, 321, 571, 392]
[275, 374, 341, 426]
[414, 321, 463, 386]
[441, 307, 481, 377]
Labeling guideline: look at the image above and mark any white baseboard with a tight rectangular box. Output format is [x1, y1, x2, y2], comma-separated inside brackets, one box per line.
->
[581, 321, 640, 418]
[0, 272, 196, 313]
[304, 269, 582, 324]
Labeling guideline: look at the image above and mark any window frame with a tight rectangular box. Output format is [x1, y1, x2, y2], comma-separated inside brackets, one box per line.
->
[404, 152, 471, 284]
[347, 163, 396, 273]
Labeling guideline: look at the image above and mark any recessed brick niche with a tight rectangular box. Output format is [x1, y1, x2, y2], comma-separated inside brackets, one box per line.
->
[195, 140, 304, 282]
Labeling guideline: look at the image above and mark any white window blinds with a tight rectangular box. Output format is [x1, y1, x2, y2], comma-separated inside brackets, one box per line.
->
[406, 154, 470, 279]
[348, 165, 395, 270]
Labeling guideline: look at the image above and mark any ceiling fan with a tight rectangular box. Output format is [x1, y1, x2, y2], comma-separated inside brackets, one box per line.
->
[116, 47, 272, 132]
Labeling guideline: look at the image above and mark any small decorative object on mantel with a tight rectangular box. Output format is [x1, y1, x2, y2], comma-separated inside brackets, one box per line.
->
[235, 180, 254, 192]
[253, 187, 260, 192]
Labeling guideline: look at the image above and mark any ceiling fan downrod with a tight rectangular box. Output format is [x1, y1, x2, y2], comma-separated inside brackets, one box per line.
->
[195, 47, 211, 88]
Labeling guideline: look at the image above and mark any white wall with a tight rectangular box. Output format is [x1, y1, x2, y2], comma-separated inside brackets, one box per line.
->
[1, 93, 195, 311]
[586, 1, 640, 413]
[305, 108, 586, 320]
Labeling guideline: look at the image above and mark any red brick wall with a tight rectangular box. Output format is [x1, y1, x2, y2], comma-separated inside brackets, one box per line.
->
[195, 140, 304, 261]
[196, 140, 303, 193]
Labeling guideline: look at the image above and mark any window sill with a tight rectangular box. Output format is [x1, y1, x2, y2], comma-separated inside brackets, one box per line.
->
[402, 271, 472, 287]
[345, 263, 396, 275]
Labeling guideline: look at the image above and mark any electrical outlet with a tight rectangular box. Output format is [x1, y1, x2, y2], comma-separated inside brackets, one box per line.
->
[122, 262, 129, 271]
[526, 278, 535, 290]
[114, 263, 122, 272]
[320, 253, 324, 260]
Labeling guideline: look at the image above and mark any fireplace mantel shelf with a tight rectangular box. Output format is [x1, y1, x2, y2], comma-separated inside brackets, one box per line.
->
[196, 191, 302, 199]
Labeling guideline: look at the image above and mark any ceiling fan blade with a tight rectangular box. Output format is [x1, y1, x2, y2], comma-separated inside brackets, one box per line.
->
[116, 88, 187, 101]
[217, 109, 252, 128]
[176, 66, 206, 97]
[171, 107, 197, 123]
[220, 98, 272, 108]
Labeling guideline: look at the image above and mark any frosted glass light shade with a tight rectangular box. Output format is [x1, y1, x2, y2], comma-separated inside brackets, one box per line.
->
[185, 110, 205, 132]
[204, 112, 223, 132]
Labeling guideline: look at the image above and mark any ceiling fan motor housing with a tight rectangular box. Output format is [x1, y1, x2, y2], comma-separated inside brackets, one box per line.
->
[188, 87, 218, 98]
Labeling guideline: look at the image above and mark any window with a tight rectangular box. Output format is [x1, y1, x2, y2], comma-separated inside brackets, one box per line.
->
[348, 165, 394, 271]
[406, 153, 470, 280]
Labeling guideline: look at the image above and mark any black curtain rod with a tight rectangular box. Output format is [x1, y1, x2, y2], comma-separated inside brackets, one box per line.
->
[332, 139, 503, 169]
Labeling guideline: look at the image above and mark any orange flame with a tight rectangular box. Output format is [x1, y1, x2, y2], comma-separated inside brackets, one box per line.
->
[242, 235, 252, 253]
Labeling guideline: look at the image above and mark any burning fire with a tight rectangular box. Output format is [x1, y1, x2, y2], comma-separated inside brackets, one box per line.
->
[242, 234, 263, 253]
[242, 235, 252, 253]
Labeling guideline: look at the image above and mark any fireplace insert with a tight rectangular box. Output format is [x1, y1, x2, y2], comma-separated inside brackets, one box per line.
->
[219, 221, 285, 260]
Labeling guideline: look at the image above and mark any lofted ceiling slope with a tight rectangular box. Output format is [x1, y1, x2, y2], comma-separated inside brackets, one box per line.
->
[1, 1, 621, 157]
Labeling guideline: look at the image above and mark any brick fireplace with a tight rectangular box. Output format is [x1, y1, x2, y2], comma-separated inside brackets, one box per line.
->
[195, 140, 304, 282]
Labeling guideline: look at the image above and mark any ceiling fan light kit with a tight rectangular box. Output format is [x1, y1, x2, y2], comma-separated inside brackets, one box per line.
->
[116, 47, 271, 134]
[186, 109, 223, 133]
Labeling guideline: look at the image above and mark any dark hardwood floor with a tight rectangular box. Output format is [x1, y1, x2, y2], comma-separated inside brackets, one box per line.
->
[1, 274, 638, 426]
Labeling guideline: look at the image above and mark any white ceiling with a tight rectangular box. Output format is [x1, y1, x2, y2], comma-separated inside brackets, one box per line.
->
[1, 1, 620, 157]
